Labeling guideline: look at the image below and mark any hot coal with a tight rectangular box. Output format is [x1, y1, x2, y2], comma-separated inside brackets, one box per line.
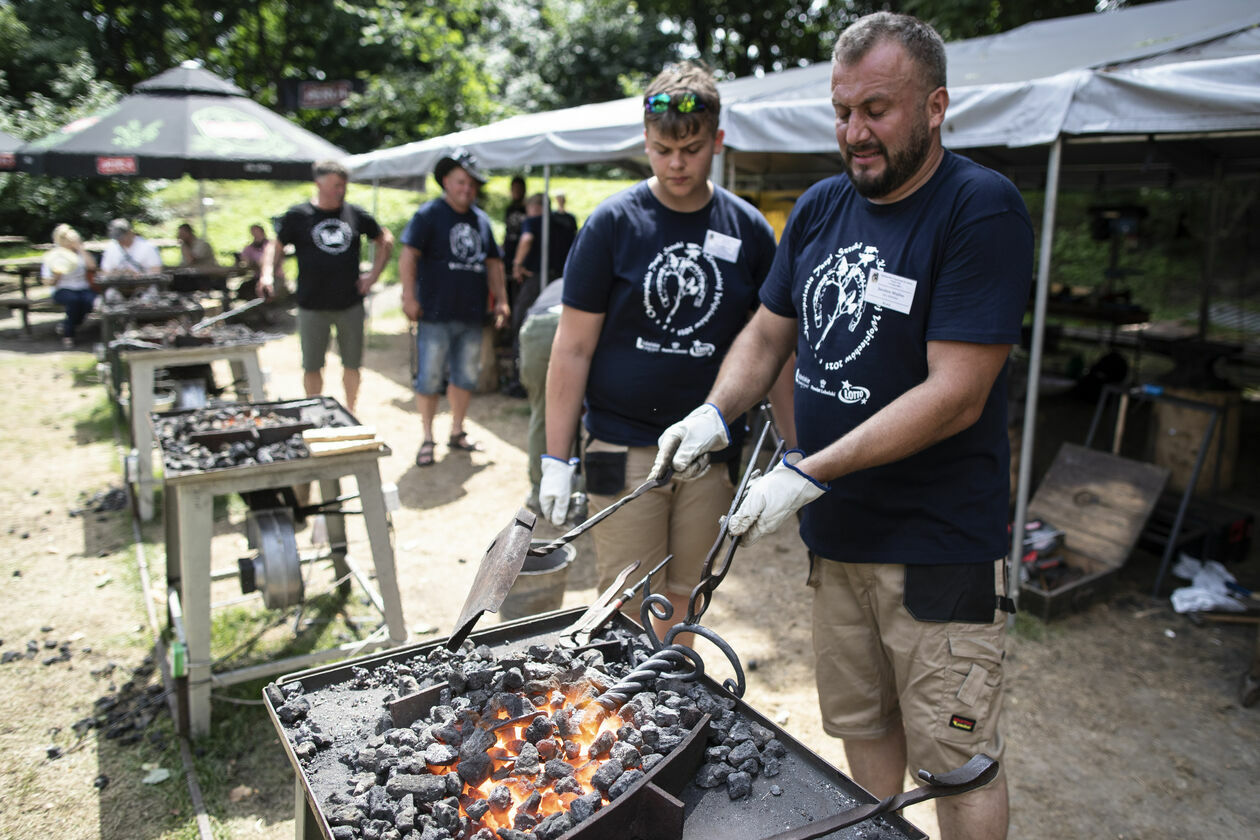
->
[271, 632, 804, 840]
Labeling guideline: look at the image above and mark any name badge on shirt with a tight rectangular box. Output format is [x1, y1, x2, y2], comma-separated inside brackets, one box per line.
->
[703, 229, 742, 263]
[865, 268, 917, 315]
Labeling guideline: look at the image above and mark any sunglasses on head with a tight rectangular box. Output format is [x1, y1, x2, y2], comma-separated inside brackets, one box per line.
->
[644, 91, 707, 114]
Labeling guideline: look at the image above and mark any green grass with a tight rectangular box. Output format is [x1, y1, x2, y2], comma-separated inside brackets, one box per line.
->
[144, 174, 637, 287]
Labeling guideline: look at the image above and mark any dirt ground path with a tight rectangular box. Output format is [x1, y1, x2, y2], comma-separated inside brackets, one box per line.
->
[1, 288, 1257, 839]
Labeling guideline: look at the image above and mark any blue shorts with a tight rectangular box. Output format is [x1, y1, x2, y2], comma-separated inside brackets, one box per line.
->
[414, 320, 483, 394]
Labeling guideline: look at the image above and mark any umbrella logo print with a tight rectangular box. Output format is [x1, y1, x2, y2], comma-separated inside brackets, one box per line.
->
[113, 119, 162, 149]
[190, 106, 296, 157]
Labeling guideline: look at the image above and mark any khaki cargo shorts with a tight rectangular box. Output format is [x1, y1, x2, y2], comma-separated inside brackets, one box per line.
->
[583, 437, 734, 611]
[810, 557, 1007, 776]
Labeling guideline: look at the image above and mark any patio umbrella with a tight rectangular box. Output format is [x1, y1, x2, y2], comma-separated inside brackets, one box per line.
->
[15, 61, 345, 180]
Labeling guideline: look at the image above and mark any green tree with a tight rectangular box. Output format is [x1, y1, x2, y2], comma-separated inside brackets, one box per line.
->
[0, 54, 157, 240]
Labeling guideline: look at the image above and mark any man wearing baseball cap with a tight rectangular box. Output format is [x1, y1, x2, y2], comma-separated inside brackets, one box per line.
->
[399, 148, 509, 467]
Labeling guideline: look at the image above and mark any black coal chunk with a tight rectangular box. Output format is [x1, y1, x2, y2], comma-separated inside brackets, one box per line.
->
[461, 726, 497, 758]
[569, 791, 602, 823]
[386, 773, 447, 802]
[457, 751, 492, 786]
[727, 770, 753, 799]
[535, 811, 574, 840]
[728, 739, 760, 769]
[608, 768, 644, 800]
[488, 784, 513, 813]
[763, 737, 787, 758]
[523, 715, 554, 744]
[588, 729, 616, 759]
[514, 741, 540, 774]
[465, 798, 490, 821]
[513, 810, 539, 831]
[276, 696, 310, 724]
[326, 804, 362, 827]
[425, 743, 458, 766]
[763, 754, 782, 777]
[554, 775, 583, 795]
[609, 741, 641, 769]
[432, 799, 460, 831]
[590, 760, 623, 793]
[543, 758, 575, 780]
[695, 761, 734, 788]
[367, 785, 394, 820]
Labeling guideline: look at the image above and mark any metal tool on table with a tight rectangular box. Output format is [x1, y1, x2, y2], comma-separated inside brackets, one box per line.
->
[759, 754, 1000, 840]
[189, 295, 266, 332]
[446, 470, 674, 651]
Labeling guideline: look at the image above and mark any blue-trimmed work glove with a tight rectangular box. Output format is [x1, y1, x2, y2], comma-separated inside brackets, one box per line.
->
[539, 455, 578, 527]
[649, 403, 731, 482]
[727, 450, 829, 545]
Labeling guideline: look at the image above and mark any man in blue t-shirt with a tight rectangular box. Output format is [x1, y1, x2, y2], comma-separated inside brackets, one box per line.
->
[655, 14, 1033, 840]
[542, 61, 782, 641]
[399, 149, 510, 467]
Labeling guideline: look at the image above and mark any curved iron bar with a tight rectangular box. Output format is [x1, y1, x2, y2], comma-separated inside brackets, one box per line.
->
[591, 645, 698, 712]
[663, 622, 747, 698]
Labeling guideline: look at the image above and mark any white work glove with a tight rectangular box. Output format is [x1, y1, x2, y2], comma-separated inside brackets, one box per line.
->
[539, 455, 578, 526]
[727, 450, 828, 545]
[649, 403, 731, 482]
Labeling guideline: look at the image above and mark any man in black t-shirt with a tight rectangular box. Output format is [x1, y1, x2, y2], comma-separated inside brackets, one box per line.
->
[260, 160, 394, 414]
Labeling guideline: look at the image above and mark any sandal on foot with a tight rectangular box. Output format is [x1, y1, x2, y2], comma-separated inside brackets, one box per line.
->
[415, 440, 436, 467]
[448, 431, 482, 452]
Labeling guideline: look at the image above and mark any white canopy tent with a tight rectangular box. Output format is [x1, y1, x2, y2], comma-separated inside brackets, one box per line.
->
[348, 0, 1260, 602]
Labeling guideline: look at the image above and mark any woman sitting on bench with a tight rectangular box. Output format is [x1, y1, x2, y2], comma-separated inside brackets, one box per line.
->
[40, 224, 97, 348]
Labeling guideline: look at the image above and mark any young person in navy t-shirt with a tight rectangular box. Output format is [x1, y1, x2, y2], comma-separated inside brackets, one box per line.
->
[399, 149, 509, 467]
[541, 62, 784, 640]
[655, 15, 1033, 840]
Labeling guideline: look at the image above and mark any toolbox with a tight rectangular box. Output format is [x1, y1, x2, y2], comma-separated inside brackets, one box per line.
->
[1020, 443, 1169, 621]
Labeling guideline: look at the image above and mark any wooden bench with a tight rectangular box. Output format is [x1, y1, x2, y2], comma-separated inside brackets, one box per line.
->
[0, 292, 65, 337]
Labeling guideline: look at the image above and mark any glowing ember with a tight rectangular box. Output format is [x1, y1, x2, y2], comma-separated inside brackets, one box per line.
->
[417, 677, 637, 836]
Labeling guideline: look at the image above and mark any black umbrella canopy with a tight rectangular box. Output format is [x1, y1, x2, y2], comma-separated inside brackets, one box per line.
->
[16, 61, 346, 180]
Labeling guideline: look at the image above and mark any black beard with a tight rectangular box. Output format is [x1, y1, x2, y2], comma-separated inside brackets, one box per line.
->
[842, 115, 932, 199]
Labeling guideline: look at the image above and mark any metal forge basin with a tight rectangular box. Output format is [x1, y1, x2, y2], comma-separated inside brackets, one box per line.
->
[266, 610, 926, 840]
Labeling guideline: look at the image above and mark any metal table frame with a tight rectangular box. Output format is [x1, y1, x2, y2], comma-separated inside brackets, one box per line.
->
[121, 342, 269, 520]
[163, 445, 407, 736]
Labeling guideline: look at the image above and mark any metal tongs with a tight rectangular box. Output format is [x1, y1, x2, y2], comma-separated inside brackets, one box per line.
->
[560, 556, 671, 647]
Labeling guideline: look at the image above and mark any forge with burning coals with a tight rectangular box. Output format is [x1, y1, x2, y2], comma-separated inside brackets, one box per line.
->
[267, 610, 953, 840]
[267, 422, 996, 840]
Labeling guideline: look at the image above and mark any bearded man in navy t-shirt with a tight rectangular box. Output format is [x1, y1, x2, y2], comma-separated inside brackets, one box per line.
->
[655, 14, 1033, 840]
[399, 149, 510, 467]
[541, 61, 785, 641]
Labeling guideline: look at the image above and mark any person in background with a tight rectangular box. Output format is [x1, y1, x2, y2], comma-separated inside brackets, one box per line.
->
[552, 190, 578, 243]
[99, 218, 162, 277]
[40, 223, 97, 349]
[259, 160, 394, 415]
[502, 175, 528, 273]
[542, 61, 783, 638]
[399, 148, 510, 467]
[176, 222, 218, 268]
[236, 223, 278, 300]
[653, 14, 1033, 840]
[511, 192, 577, 329]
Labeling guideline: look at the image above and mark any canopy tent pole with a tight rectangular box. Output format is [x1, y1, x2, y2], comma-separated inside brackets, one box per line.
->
[1008, 137, 1062, 614]
[541, 164, 551, 284]
[197, 181, 209, 239]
